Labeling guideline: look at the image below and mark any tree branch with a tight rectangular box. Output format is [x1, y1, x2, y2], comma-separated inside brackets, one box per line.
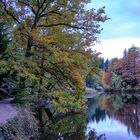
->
[39, 8, 60, 18]
[37, 0, 40, 8]
[18, 0, 36, 15]
[0, 0, 21, 24]
[39, 0, 52, 17]
[37, 23, 87, 30]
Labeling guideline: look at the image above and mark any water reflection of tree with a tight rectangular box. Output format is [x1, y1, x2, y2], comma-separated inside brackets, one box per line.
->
[116, 104, 140, 138]
[101, 95, 140, 138]
[42, 114, 86, 140]
[42, 113, 105, 140]
[87, 97, 106, 123]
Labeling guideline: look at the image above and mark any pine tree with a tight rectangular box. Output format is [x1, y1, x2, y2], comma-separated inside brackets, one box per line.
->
[99, 58, 105, 70]
[104, 59, 110, 71]
[123, 48, 127, 58]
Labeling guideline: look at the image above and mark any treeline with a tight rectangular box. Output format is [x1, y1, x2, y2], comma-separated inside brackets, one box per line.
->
[102, 46, 140, 89]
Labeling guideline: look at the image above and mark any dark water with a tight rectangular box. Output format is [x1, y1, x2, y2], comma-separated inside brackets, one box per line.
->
[44, 94, 140, 140]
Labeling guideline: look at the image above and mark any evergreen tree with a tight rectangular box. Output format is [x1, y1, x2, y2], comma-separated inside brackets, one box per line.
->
[99, 58, 105, 70]
[104, 59, 110, 71]
[123, 48, 127, 58]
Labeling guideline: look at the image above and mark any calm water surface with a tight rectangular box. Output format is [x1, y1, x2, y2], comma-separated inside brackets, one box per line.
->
[44, 94, 140, 140]
[86, 94, 140, 140]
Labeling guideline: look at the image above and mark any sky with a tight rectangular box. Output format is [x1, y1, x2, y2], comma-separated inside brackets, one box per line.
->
[88, 0, 140, 59]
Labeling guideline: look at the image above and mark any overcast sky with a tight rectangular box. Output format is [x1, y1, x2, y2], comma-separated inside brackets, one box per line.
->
[89, 0, 140, 59]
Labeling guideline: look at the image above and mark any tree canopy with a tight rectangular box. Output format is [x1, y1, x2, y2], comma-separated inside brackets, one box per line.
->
[104, 46, 140, 88]
[0, 0, 108, 113]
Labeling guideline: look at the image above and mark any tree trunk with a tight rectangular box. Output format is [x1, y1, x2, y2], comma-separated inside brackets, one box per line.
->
[26, 37, 33, 56]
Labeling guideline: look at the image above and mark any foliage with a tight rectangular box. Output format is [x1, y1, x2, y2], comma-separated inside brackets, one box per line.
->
[0, 2, 109, 125]
[104, 46, 140, 88]
[85, 53, 104, 88]
[99, 58, 110, 71]
[0, 22, 10, 57]
[0, 0, 108, 52]
[111, 72, 123, 89]
[86, 75, 103, 88]
[52, 90, 86, 113]
[0, 0, 108, 113]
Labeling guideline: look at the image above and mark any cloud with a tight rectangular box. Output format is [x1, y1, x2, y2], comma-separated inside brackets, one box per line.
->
[92, 38, 140, 59]
[88, 1, 140, 59]
[90, 0, 140, 39]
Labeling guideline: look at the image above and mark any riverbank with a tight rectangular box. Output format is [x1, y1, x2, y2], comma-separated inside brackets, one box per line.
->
[85, 87, 104, 98]
[105, 88, 140, 94]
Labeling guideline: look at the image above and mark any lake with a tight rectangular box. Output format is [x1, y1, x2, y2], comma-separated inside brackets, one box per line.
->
[43, 94, 140, 140]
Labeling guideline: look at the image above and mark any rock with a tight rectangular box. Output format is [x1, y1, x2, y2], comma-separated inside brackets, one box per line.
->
[85, 87, 104, 98]
[95, 86, 104, 91]
[86, 87, 98, 95]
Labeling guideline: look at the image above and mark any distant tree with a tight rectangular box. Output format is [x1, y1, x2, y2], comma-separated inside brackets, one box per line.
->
[104, 71, 112, 87]
[110, 57, 118, 64]
[111, 72, 123, 89]
[123, 48, 127, 58]
[86, 75, 102, 88]
[105, 46, 140, 88]
[99, 58, 110, 71]
[99, 58, 105, 70]
[104, 59, 110, 71]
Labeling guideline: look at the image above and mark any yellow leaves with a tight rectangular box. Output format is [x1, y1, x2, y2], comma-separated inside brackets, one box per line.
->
[52, 90, 85, 113]
[31, 28, 54, 45]
[48, 49, 91, 90]
[52, 100, 69, 113]
[80, 98, 87, 106]
[100, 70, 106, 82]
[20, 68, 38, 81]
[21, 68, 29, 77]
[70, 65, 84, 87]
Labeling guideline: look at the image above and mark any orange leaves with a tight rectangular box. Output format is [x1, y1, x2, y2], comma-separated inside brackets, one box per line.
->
[69, 65, 84, 87]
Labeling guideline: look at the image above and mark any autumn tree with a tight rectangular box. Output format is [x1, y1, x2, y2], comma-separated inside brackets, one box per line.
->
[104, 46, 140, 88]
[85, 52, 102, 88]
[0, 0, 108, 53]
[0, 0, 108, 113]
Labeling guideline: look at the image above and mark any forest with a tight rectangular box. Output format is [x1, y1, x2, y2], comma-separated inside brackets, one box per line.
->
[103, 46, 140, 89]
[0, 0, 139, 140]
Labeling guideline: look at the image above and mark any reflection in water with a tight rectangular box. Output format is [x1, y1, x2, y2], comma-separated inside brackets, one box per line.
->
[42, 114, 86, 140]
[42, 113, 105, 140]
[86, 94, 140, 140]
[42, 94, 140, 140]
